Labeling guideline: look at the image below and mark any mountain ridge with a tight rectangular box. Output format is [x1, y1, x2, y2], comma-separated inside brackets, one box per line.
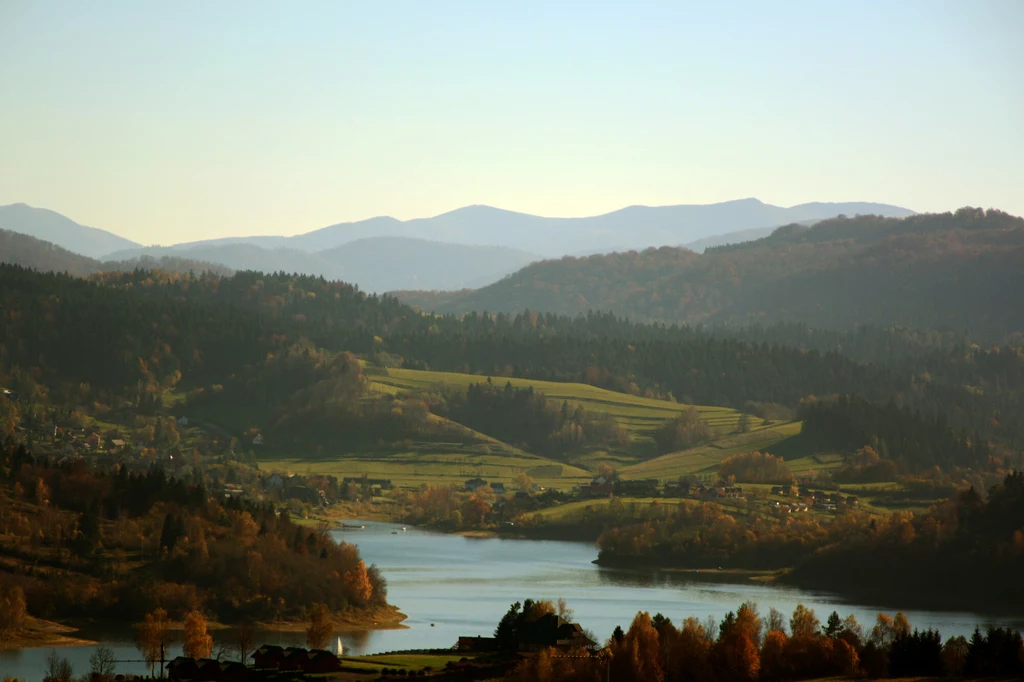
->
[394, 208, 1024, 340]
[1, 198, 915, 292]
[0, 203, 140, 259]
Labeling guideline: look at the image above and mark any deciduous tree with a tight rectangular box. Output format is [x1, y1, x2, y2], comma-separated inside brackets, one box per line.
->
[137, 607, 171, 675]
[182, 610, 214, 659]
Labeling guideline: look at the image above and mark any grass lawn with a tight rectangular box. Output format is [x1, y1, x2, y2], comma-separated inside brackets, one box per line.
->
[619, 421, 802, 481]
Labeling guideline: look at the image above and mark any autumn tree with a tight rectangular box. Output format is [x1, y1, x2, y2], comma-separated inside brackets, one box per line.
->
[137, 608, 171, 676]
[789, 604, 820, 638]
[609, 611, 663, 682]
[763, 607, 786, 637]
[182, 610, 214, 659]
[667, 617, 712, 681]
[306, 603, 333, 650]
[733, 601, 763, 648]
[0, 585, 27, 634]
[344, 560, 373, 606]
[759, 630, 789, 682]
[712, 629, 760, 682]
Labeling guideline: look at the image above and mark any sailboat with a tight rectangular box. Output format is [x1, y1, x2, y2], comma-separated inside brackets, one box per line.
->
[336, 636, 343, 656]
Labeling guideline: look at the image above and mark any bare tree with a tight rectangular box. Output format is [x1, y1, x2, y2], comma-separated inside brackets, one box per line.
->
[44, 650, 73, 682]
[89, 646, 117, 680]
[234, 624, 255, 665]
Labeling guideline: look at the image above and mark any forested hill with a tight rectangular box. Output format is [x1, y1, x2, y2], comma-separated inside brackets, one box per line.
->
[0, 228, 99, 275]
[3, 264, 1024, 451]
[396, 208, 1024, 340]
[0, 228, 233, 277]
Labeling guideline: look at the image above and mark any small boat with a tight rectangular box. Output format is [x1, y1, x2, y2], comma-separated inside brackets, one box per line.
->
[391, 531, 399, 535]
[402, 526, 407, 531]
[341, 523, 365, 530]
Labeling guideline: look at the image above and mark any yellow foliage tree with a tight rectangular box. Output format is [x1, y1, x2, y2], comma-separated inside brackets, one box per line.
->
[182, 610, 214, 659]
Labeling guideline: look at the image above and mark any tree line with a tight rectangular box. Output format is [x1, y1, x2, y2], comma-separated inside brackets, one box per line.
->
[506, 598, 1024, 681]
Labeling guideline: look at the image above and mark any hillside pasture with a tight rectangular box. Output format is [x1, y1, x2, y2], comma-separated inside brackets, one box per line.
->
[259, 445, 592, 490]
[620, 421, 803, 481]
[368, 367, 745, 438]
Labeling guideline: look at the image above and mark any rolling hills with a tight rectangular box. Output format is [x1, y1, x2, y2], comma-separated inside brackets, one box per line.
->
[397, 208, 1024, 339]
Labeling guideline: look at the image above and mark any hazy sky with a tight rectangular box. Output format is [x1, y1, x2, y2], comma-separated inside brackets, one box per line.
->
[1, 1, 1022, 243]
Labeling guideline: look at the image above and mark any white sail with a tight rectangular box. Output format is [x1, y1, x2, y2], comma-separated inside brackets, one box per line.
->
[336, 636, 343, 655]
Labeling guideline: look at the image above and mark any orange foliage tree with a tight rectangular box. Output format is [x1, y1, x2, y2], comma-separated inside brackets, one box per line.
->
[182, 610, 214, 659]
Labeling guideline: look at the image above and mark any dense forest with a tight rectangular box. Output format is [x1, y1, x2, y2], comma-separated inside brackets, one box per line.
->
[397, 208, 1024, 340]
[0, 441, 387, 623]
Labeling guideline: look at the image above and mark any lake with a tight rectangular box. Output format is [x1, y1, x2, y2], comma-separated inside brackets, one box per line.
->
[3, 520, 1021, 681]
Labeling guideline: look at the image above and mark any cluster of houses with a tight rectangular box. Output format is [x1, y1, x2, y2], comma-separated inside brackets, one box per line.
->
[264, 473, 335, 505]
[770, 485, 858, 511]
[166, 646, 343, 682]
[578, 476, 743, 501]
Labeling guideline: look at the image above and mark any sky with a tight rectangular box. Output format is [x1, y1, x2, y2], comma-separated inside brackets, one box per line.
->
[1, 0, 1022, 244]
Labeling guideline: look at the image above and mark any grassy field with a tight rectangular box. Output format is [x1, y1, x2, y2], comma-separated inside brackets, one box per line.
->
[259, 446, 593, 490]
[530, 496, 691, 520]
[619, 421, 803, 480]
[368, 367, 745, 438]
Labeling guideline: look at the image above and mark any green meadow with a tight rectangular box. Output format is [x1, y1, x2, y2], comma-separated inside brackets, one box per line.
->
[248, 367, 804, 490]
[368, 367, 745, 438]
[620, 421, 803, 480]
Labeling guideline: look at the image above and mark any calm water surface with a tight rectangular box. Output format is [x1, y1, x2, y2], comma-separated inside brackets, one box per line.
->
[3, 520, 1021, 681]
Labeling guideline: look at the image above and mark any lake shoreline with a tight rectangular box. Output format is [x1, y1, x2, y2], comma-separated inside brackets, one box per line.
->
[594, 554, 1024, 620]
[0, 618, 97, 652]
[1, 605, 408, 652]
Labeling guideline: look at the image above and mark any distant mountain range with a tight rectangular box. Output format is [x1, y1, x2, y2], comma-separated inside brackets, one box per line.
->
[151, 198, 914, 257]
[395, 209, 1024, 339]
[0, 199, 915, 292]
[0, 228, 232, 277]
[105, 238, 540, 293]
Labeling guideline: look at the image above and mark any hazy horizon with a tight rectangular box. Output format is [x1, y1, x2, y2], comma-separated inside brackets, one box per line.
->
[4, 196, 923, 245]
[2, 0, 1022, 243]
